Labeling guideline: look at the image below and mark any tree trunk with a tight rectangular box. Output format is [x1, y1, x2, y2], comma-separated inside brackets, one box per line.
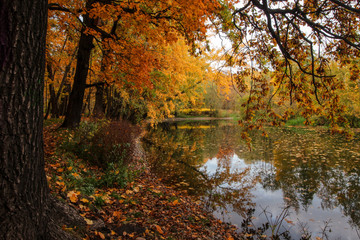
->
[49, 83, 60, 118]
[59, 83, 71, 116]
[61, 9, 94, 128]
[0, 2, 85, 239]
[44, 62, 60, 119]
[93, 85, 106, 117]
[45, 57, 74, 119]
[0, 0, 49, 238]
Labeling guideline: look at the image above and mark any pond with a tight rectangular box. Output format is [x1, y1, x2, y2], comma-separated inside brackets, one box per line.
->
[142, 120, 360, 239]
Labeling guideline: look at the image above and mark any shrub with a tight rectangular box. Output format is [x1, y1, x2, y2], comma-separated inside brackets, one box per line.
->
[60, 119, 141, 188]
[99, 161, 129, 188]
[62, 119, 141, 168]
[345, 114, 360, 128]
[89, 120, 141, 168]
[61, 120, 107, 160]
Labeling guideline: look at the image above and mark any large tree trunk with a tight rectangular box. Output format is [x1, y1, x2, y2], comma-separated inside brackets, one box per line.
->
[0, 0, 49, 238]
[61, 9, 94, 128]
[0, 2, 85, 239]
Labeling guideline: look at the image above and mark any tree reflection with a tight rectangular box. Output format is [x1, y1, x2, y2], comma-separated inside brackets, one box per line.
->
[142, 122, 360, 232]
[250, 128, 360, 229]
[142, 121, 256, 218]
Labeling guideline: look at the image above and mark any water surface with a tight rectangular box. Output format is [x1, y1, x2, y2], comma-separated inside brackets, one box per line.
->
[142, 120, 360, 239]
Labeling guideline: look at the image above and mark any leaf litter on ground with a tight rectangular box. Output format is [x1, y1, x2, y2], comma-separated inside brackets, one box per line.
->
[44, 123, 242, 239]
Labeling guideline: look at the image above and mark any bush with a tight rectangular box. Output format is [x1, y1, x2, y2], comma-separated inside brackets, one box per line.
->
[60, 120, 141, 188]
[99, 161, 129, 188]
[311, 115, 360, 128]
[62, 120, 141, 168]
[89, 120, 141, 168]
[61, 120, 107, 159]
[345, 115, 360, 128]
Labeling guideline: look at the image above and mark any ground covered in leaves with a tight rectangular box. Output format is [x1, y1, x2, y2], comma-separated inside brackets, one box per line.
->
[44, 122, 242, 240]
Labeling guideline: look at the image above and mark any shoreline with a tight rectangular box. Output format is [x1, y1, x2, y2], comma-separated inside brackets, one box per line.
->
[162, 117, 235, 122]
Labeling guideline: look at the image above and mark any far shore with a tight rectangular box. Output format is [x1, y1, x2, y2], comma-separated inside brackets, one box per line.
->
[162, 117, 235, 122]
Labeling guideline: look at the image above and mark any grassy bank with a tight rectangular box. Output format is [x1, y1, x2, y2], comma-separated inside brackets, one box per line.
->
[44, 119, 241, 239]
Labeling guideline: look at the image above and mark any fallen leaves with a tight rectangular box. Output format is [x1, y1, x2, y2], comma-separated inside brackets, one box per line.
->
[84, 218, 93, 225]
[154, 224, 164, 235]
[43, 123, 242, 240]
[67, 190, 80, 203]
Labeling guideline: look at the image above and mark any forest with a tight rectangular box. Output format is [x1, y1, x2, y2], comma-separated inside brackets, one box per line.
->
[1, 0, 360, 239]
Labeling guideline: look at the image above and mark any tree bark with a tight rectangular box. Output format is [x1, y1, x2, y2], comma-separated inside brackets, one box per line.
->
[0, 2, 85, 239]
[0, 0, 49, 238]
[45, 63, 59, 119]
[61, 7, 95, 128]
[93, 84, 106, 117]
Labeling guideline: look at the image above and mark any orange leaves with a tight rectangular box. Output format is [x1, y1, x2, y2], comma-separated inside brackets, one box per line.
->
[154, 224, 164, 235]
[112, 211, 121, 218]
[226, 234, 235, 240]
[67, 190, 80, 203]
[94, 231, 105, 239]
[71, 172, 81, 179]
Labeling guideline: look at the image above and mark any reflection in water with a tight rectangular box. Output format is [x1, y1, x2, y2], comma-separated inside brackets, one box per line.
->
[142, 121, 360, 239]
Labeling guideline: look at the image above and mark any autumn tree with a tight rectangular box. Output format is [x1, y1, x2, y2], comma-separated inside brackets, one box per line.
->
[47, 0, 221, 127]
[213, 0, 360, 132]
[45, 23, 78, 119]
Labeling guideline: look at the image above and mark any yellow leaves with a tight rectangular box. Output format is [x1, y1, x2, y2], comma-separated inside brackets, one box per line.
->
[62, 225, 73, 231]
[125, 189, 133, 195]
[67, 190, 80, 203]
[84, 218, 93, 225]
[172, 199, 179, 205]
